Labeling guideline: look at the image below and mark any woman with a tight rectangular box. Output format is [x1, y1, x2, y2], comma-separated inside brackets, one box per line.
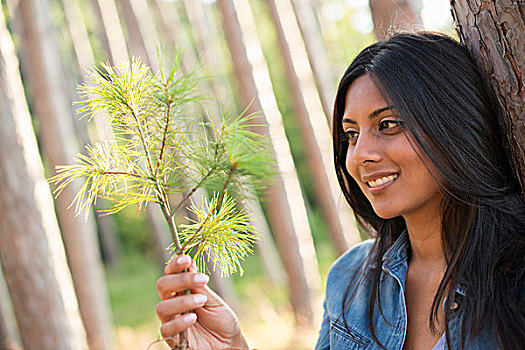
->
[155, 32, 525, 349]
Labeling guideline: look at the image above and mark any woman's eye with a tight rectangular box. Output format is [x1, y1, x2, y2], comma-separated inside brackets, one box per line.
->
[379, 120, 403, 133]
[344, 129, 359, 142]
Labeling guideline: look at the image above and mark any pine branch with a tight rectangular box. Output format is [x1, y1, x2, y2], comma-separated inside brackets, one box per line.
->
[156, 79, 173, 175]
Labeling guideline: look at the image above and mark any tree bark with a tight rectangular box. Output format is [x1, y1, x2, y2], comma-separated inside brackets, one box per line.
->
[13, 0, 114, 348]
[217, 0, 321, 325]
[0, 9, 88, 348]
[450, 0, 525, 197]
[369, 0, 422, 40]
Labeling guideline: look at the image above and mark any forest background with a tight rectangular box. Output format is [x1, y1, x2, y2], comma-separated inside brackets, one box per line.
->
[1, 0, 517, 349]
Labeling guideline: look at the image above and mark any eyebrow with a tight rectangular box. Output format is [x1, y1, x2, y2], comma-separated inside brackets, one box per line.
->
[342, 105, 394, 124]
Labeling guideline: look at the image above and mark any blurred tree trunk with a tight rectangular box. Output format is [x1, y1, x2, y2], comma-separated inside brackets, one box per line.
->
[0, 304, 8, 350]
[217, 0, 321, 325]
[264, 0, 361, 255]
[183, 0, 234, 104]
[118, 0, 160, 70]
[0, 9, 88, 348]
[290, 0, 335, 123]
[118, 0, 151, 64]
[146, 205, 172, 266]
[369, 0, 422, 40]
[89, 0, 129, 62]
[13, 0, 113, 348]
[149, 0, 199, 71]
[0, 266, 22, 350]
[451, 0, 525, 198]
[60, 0, 123, 268]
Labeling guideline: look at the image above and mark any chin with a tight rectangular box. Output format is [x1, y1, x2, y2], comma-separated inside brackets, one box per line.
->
[371, 205, 400, 219]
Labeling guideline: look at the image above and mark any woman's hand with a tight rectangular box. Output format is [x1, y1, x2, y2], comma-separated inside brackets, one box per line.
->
[156, 255, 249, 350]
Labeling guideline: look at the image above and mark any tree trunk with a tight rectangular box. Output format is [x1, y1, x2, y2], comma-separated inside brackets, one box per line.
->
[118, 0, 160, 70]
[60, 0, 123, 268]
[369, 0, 422, 40]
[88, 0, 129, 63]
[182, 0, 235, 104]
[217, 0, 321, 325]
[290, 0, 336, 123]
[146, 205, 173, 266]
[450, 0, 525, 197]
[264, 0, 361, 255]
[148, 0, 199, 72]
[0, 266, 21, 350]
[0, 9, 88, 348]
[118, 0, 151, 64]
[13, 0, 114, 348]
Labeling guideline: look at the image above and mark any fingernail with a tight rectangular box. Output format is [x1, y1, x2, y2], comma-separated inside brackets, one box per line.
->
[193, 294, 207, 305]
[193, 274, 209, 284]
[177, 256, 191, 265]
[183, 313, 197, 324]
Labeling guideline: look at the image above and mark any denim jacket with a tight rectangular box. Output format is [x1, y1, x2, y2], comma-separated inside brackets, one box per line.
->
[315, 231, 499, 349]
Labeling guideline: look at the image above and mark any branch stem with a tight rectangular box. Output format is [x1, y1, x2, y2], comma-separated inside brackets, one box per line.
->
[101, 170, 149, 180]
[156, 81, 172, 175]
[124, 100, 156, 177]
[170, 141, 223, 218]
[180, 167, 235, 252]
[170, 168, 215, 217]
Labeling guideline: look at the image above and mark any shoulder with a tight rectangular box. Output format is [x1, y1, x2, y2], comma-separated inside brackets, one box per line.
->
[326, 239, 375, 286]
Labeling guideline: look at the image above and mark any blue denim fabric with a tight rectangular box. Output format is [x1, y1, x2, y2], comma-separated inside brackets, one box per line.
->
[315, 231, 499, 349]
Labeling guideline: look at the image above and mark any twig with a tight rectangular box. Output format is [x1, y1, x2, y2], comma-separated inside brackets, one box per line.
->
[123, 100, 156, 177]
[180, 167, 235, 251]
[170, 168, 215, 217]
[101, 170, 150, 180]
[156, 80, 172, 175]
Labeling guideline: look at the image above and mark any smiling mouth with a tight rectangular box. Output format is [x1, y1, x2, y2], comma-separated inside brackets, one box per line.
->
[366, 174, 399, 188]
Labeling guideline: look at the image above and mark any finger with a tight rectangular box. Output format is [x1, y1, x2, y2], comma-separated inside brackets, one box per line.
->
[156, 294, 208, 323]
[160, 313, 197, 340]
[192, 284, 230, 311]
[165, 255, 192, 275]
[157, 272, 210, 300]
[189, 260, 197, 273]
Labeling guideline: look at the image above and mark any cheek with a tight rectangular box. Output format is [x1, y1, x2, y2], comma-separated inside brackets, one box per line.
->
[345, 149, 358, 179]
[345, 150, 368, 192]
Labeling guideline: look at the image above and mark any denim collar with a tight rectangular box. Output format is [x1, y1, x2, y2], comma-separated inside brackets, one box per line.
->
[380, 230, 467, 297]
[381, 230, 410, 271]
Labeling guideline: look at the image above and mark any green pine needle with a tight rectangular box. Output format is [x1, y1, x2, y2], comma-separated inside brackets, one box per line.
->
[176, 193, 258, 277]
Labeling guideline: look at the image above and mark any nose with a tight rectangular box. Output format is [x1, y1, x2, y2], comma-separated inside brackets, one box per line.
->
[349, 132, 382, 166]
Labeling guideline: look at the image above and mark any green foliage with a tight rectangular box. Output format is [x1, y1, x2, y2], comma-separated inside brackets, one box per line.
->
[50, 56, 274, 276]
[176, 193, 257, 277]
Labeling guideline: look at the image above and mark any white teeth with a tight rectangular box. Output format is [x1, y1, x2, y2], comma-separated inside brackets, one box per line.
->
[367, 174, 398, 188]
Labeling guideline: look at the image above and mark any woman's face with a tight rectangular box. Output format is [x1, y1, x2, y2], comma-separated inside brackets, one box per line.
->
[342, 74, 442, 220]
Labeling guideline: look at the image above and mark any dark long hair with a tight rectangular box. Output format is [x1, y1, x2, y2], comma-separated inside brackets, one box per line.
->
[333, 32, 525, 349]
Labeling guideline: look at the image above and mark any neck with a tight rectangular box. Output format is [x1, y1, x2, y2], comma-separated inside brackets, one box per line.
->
[404, 208, 445, 266]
